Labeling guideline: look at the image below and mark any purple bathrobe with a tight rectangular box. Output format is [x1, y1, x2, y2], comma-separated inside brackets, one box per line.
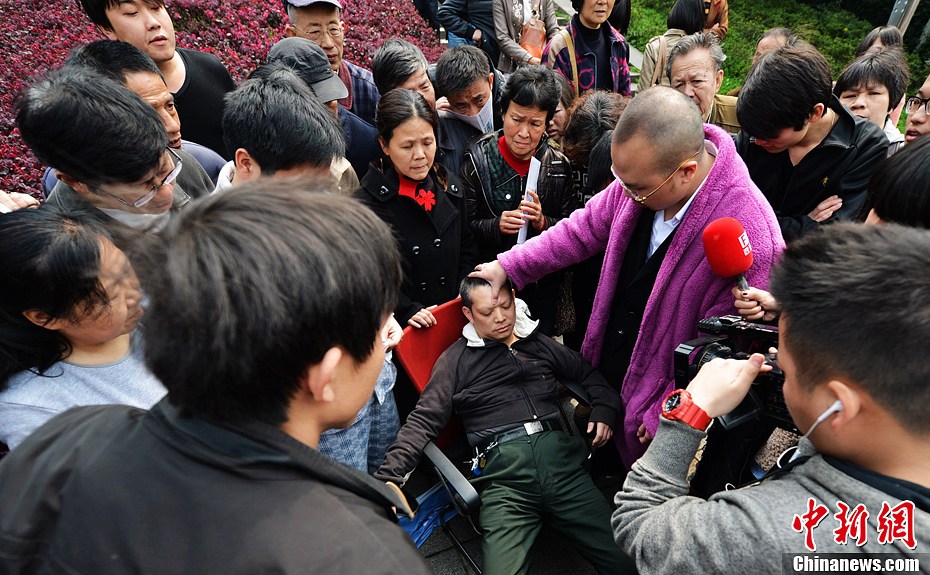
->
[498, 124, 784, 466]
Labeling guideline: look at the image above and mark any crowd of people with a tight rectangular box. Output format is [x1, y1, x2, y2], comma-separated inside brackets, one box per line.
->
[0, 0, 929, 573]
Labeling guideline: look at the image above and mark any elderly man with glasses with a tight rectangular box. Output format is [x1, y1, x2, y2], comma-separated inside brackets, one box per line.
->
[283, 0, 380, 125]
[17, 66, 210, 237]
[472, 86, 784, 468]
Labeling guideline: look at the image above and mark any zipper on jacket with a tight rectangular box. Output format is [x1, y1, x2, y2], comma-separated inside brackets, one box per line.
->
[508, 346, 539, 420]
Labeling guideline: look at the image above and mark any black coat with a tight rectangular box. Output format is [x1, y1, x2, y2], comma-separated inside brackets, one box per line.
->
[437, 0, 500, 68]
[0, 400, 429, 574]
[735, 97, 889, 241]
[339, 106, 380, 182]
[357, 161, 480, 325]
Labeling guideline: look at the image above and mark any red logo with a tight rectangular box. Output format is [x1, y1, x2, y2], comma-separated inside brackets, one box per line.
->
[791, 499, 918, 551]
[877, 501, 917, 549]
[792, 498, 830, 552]
[833, 502, 869, 546]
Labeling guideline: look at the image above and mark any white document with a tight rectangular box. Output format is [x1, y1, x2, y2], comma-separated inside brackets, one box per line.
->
[517, 157, 542, 245]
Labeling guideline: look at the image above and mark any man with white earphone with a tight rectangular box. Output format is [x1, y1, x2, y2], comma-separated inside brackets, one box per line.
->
[611, 223, 930, 573]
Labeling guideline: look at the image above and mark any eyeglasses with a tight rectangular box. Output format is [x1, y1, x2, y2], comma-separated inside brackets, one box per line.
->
[611, 149, 701, 205]
[292, 22, 343, 42]
[96, 148, 182, 209]
[906, 96, 930, 116]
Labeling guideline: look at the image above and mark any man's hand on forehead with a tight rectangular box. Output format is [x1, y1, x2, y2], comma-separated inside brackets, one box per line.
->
[470, 260, 508, 304]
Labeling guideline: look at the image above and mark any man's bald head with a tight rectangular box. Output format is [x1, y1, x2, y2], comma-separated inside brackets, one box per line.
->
[613, 86, 705, 173]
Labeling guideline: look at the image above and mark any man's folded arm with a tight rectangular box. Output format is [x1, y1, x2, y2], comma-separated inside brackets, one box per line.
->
[539, 335, 619, 424]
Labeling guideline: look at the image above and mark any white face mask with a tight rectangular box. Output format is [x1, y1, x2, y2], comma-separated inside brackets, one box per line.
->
[99, 207, 172, 233]
[444, 95, 495, 134]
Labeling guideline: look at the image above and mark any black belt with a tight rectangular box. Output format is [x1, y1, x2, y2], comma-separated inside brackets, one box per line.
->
[476, 420, 560, 453]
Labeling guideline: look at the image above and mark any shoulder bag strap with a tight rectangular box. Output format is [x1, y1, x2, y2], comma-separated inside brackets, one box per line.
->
[560, 28, 580, 98]
[650, 35, 668, 87]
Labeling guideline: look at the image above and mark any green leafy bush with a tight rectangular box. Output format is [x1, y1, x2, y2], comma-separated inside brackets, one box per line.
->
[626, 0, 927, 95]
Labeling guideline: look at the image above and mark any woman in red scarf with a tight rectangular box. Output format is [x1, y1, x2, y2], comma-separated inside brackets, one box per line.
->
[461, 66, 578, 334]
[357, 89, 479, 327]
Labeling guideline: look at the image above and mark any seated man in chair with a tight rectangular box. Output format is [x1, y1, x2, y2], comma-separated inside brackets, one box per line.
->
[376, 278, 634, 575]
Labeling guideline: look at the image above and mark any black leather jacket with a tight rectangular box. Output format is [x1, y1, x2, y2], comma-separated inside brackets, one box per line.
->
[461, 131, 579, 261]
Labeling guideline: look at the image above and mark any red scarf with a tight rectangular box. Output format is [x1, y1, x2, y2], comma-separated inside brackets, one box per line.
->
[398, 173, 436, 212]
[498, 136, 532, 177]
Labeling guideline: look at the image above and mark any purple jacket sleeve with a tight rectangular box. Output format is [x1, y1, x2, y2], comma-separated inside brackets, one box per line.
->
[498, 183, 625, 289]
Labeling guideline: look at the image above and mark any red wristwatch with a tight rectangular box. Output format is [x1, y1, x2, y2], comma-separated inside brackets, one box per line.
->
[661, 389, 713, 431]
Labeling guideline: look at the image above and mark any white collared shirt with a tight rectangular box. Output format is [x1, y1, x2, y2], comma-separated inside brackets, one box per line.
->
[647, 140, 718, 258]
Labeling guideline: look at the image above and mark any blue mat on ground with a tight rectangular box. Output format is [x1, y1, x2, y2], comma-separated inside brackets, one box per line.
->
[398, 482, 461, 548]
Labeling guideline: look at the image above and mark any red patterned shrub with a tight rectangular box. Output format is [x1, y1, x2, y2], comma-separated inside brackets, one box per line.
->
[0, 0, 441, 197]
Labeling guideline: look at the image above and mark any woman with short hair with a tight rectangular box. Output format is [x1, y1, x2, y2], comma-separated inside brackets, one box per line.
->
[834, 48, 910, 156]
[461, 66, 579, 334]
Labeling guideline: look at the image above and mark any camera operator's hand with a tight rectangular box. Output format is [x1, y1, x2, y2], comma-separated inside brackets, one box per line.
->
[687, 354, 771, 418]
[732, 286, 780, 322]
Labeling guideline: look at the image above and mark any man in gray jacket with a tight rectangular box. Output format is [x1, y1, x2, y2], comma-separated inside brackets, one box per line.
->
[613, 223, 930, 572]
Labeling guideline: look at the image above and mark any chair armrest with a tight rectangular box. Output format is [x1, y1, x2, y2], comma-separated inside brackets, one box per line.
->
[423, 441, 481, 516]
[560, 379, 592, 406]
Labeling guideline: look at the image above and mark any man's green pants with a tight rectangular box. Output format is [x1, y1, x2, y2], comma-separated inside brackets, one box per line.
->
[471, 430, 637, 575]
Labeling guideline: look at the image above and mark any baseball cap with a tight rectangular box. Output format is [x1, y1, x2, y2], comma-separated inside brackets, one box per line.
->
[267, 37, 349, 103]
[283, 0, 343, 9]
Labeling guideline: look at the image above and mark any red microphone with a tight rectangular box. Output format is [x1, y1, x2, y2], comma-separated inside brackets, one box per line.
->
[702, 217, 753, 291]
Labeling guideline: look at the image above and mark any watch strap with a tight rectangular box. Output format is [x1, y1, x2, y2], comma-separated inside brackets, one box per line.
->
[662, 389, 713, 431]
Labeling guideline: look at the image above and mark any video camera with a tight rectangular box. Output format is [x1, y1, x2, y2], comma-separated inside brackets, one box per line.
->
[674, 316, 797, 433]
